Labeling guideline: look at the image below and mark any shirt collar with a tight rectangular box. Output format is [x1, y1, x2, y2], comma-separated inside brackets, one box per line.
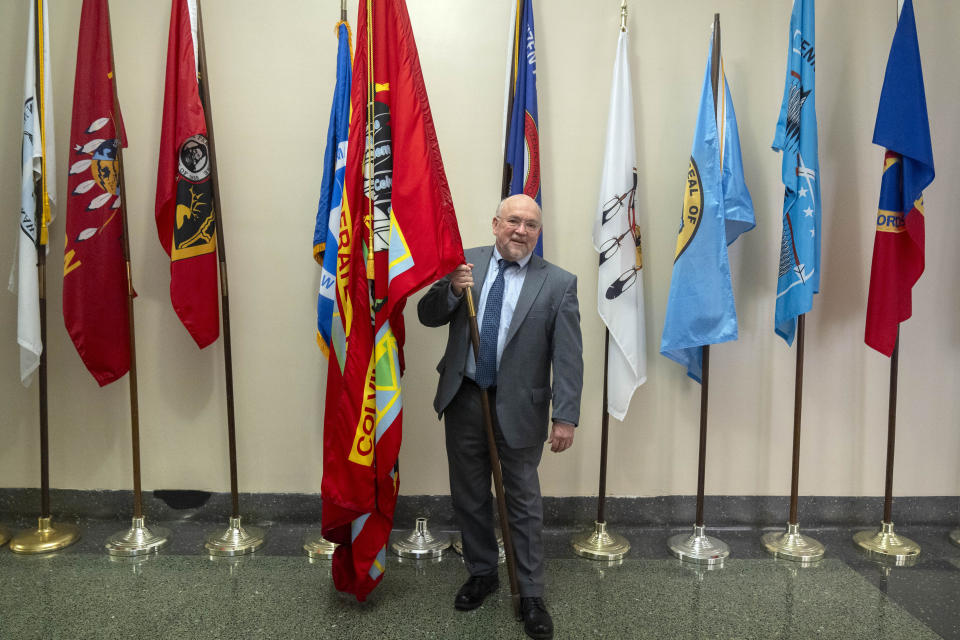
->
[492, 246, 532, 269]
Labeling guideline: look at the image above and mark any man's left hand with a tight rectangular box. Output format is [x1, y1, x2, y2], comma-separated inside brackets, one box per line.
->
[549, 422, 575, 453]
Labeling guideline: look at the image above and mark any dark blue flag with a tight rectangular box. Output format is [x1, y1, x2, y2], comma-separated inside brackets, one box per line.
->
[503, 0, 542, 255]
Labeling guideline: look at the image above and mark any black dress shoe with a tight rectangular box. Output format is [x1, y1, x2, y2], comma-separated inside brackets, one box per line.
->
[454, 574, 499, 610]
[521, 597, 554, 639]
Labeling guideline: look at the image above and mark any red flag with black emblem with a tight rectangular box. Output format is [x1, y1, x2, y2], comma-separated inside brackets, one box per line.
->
[321, 0, 464, 601]
[155, 0, 218, 348]
[63, 0, 129, 386]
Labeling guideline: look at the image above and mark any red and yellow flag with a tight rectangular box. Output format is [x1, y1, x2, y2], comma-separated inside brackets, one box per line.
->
[321, 0, 464, 601]
[63, 0, 130, 386]
[155, 0, 219, 349]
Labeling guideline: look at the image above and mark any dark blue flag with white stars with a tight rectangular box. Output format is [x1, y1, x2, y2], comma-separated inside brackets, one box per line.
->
[772, 0, 820, 346]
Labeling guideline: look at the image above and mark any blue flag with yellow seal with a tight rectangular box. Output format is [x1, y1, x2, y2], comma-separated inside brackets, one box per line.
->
[772, 0, 820, 346]
[660, 25, 755, 383]
[313, 21, 352, 359]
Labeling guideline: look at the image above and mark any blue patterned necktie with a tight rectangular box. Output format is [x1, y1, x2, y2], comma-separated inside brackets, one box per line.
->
[475, 259, 515, 389]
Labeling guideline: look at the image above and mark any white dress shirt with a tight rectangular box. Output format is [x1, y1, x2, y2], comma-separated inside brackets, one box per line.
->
[458, 247, 531, 382]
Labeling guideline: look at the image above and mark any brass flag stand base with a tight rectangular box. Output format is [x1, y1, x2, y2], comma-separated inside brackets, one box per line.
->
[762, 522, 824, 564]
[9, 517, 81, 554]
[572, 521, 630, 561]
[854, 521, 919, 566]
[0, 524, 10, 547]
[105, 516, 170, 557]
[205, 516, 265, 557]
[949, 528, 960, 548]
[303, 532, 337, 559]
[391, 517, 450, 559]
[452, 528, 506, 564]
[668, 524, 729, 566]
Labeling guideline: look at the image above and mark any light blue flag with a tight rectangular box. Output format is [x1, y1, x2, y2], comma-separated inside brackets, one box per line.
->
[660, 26, 755, 383]
[313, 21, 351, 361]
[772, 0, 820, 346]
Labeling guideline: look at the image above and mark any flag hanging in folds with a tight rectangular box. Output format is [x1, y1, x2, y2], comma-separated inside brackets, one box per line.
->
[772, 0, 820, 346]
[11, 0, 56, 387]
[660, 25, 755, 383]
[313, 20, 352, 360]
[502, 0, 542, 256]
[63, 0, 130, 386]
[156, 0, 219, 349]
[593, 28, 645, 421]
[865, 0, 933, 356]
[321, 0, 464, 601]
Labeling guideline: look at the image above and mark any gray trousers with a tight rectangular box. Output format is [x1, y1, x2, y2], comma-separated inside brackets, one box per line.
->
[444, 380, 545, 597]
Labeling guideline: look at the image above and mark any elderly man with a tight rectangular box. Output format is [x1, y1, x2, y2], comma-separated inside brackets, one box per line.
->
[417, 194, 583, 640]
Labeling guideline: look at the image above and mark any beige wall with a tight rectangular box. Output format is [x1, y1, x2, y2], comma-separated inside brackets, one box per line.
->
[1, 0, 958, 499]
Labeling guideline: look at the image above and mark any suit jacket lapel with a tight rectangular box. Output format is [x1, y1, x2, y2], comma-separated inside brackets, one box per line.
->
[505, 254, 547, 347]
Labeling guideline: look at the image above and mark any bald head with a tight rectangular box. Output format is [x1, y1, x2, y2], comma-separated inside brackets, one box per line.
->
[492, 194, 542, 261]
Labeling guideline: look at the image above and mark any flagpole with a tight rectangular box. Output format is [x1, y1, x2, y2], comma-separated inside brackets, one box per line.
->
[500, 0, 521, 198]
[571, 1, 633, 562]
[9, 0, 80, 555]
[762, 314, 824, 561]
[465, 289, 522, 620]
[853, 0, 921, 566]
[304, 9, 348, 561]
[854, 330, 920, 563]
[195, 0, 265, 557]
[667, 13, 729, 566]
[102, 7, 170, 556]
[571, 329, 629, 560]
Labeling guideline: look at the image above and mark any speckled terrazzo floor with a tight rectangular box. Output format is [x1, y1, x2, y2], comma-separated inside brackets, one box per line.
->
[0, 522, 957, 639]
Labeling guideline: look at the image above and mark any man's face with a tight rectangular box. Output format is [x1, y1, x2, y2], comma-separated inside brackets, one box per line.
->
[492, 195, 542, 262]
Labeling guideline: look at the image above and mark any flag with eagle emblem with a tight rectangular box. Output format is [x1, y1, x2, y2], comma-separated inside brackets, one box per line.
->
[63, 0, 131, 386]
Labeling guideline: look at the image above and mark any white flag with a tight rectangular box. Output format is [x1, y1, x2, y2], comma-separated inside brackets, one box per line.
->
[10, 0, 56, 387]
[593, 30, 645, 421]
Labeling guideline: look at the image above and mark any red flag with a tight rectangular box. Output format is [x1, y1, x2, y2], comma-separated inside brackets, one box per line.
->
[155, 0, 219, 349]
[321, 0, 464, 601]
[63, 0, 129, 386]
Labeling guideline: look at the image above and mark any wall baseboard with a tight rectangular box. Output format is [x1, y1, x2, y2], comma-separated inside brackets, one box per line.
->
[0, 489, 957, 528]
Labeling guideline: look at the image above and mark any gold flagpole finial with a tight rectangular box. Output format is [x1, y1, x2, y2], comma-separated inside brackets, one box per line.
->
[620, 0, 627, 32]
[341, 0, 347, 22]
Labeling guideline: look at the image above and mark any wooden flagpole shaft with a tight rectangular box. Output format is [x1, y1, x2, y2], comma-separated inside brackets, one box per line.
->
[788, 314, 806, 524]
[196, 4, 240, 519]
[695, 345, 709, 527]
[108, 36, 144, 521]
[464, 289, 521, 620]
[32, 0, 51, 521]
[35, 188, 50, 520]
[500, 2, 521, 198]
[693, 13, 721, 530]
[596, 330, 611, 524]
[883, 331, 899, 523]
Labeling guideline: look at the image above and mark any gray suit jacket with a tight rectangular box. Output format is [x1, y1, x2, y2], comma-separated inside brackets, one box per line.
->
[417, 245, 583, 449]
